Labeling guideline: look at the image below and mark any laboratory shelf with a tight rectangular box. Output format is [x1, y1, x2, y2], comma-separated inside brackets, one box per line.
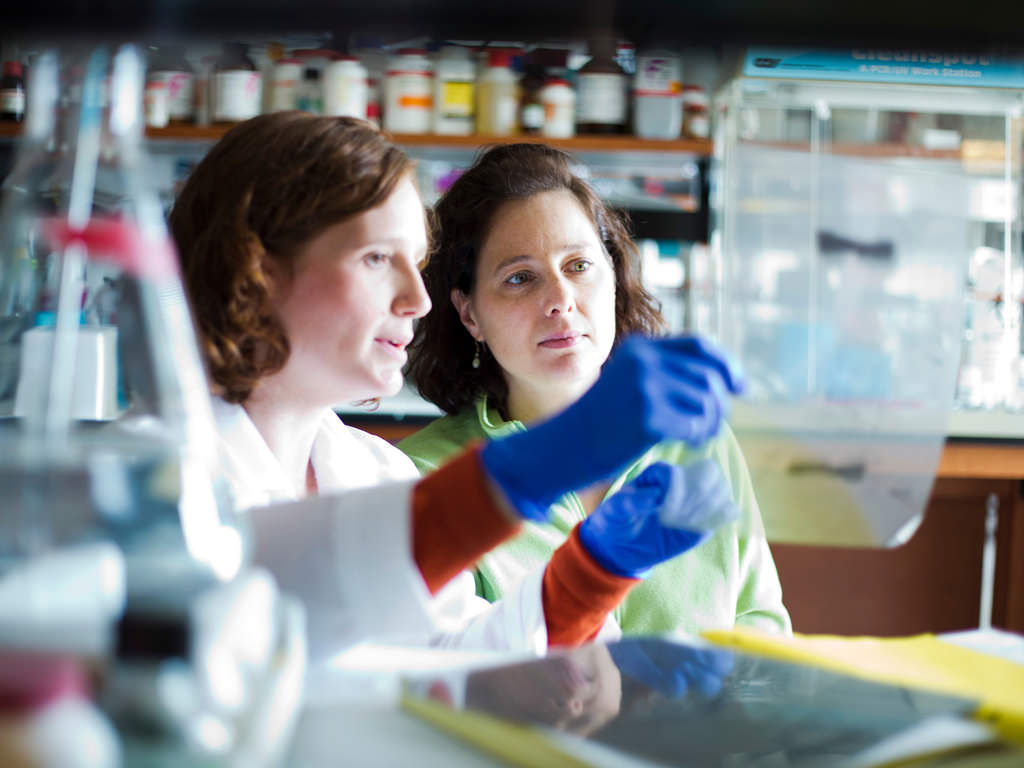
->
[0, 121, 714, 155]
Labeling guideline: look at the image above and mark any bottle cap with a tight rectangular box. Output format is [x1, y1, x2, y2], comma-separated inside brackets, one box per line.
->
[2, 61, 23, 78]
[488, 49, 513, 68]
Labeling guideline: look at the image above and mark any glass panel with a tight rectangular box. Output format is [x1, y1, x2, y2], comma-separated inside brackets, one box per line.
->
[708, 78, 1014, 546]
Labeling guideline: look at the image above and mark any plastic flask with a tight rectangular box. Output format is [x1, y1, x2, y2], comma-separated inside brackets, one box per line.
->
[432, 45, 475, 135]
[476, 49, 518, 136]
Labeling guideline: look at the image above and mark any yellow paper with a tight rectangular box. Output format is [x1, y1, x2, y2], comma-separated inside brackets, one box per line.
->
[399, 691, 590, 768]
[702, 627, 1024, 745]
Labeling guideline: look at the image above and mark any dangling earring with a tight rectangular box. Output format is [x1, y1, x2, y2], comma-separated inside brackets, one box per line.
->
[472, 341, 482, 369]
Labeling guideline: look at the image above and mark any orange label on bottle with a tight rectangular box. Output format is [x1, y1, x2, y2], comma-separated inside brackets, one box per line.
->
[398, 94, 432, 109]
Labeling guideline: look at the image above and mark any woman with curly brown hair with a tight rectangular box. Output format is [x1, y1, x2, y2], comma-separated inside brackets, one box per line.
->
[401, 142, 791, 639]
[169, 113, 749, 659]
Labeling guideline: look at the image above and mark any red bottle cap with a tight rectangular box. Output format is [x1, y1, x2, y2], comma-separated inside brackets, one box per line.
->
[487, 49, 513, 68]
[2, 61, 22, 78]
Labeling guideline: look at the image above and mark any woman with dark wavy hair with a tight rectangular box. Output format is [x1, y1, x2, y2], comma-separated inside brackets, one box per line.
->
[169, 114, 750, 658]
[401, 143, 791, 638]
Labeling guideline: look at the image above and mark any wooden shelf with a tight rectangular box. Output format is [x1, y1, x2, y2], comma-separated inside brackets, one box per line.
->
[938, 441, 1024, 479]
[0, 120, 713, 154]
[389, 132, 712, 154]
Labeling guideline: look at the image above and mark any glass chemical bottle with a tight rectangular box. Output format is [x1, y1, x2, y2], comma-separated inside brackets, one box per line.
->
[576, 38, 628, 135]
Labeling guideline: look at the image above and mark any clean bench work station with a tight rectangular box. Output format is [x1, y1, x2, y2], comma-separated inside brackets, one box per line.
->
[1, 18, 1024, 768]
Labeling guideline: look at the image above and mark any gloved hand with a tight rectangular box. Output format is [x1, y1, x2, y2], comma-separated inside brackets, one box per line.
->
[577, 460, 739, 579]
[608, 638, 735, 699]
[481, 334, 744, 521]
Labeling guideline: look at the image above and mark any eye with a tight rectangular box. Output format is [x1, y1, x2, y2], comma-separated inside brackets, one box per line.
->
[568, 259, 592, 273]
[364, 251, 389, 267]
[505, 270, 532, 286]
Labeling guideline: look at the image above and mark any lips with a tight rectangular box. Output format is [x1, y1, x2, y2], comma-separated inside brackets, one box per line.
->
[374, 335, 412, 359]
[376, 336, 412, 349]
[539, 331, 584, 349]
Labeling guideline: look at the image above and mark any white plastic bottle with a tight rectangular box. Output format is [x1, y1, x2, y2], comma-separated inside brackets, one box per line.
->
[212, 43, 261, 123]
[633, 50, 682, 139]
[384, 48, 432, 134]
[540, 77, 575, 138]
[432, 45, 475, 135]
[476, 49, 518, 136]
[323, 56, 368, 118]
[270, 58, 302, 112]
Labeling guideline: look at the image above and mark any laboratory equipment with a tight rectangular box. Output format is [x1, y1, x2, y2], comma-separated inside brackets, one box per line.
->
[705, 54, 1024, 545]
[0, 46, 304, 765]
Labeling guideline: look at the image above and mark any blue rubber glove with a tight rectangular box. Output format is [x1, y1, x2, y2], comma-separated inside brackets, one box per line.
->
[577, 460, 739, 579]
[608, 638, 735, 699]
[481, 334, 745, 521]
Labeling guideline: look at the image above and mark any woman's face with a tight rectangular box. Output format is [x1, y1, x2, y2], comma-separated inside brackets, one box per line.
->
[454, 189, 617, 414]
[268, 175, 431, 405]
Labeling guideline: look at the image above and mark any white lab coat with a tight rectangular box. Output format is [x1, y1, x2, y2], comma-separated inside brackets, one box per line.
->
[212, 399, 618, 662]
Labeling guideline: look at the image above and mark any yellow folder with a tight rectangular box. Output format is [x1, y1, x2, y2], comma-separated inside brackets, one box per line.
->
[702, 627, 1024, 745]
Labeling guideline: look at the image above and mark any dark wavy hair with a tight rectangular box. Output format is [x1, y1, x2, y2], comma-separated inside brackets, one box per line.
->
[407, 143, 664, 417]
[169, 112, 414, 403]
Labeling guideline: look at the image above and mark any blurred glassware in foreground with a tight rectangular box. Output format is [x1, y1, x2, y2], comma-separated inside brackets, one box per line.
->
[0, 45, 304, 767]
[0, 44, 243, 606]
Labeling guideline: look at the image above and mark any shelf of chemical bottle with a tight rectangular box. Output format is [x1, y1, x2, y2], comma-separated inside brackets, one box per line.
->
[0, 120, 714, 155]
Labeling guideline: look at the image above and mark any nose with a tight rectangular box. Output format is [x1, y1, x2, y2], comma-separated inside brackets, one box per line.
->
[394, 260, 432, 319]
[544, 274, 575, 317]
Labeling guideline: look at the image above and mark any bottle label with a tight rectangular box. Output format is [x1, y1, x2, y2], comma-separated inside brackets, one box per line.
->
[577, 73, 626, 124]
[213, 70, 261, 122]
[385, 73, 432, 132]
[440, 81, 474, 118]
[0, 89, 25, 115]
[271, 79, 299, 111]
[324, 78, 368, 118]
[635, 56, 681, 96]
[150, 71, 194, 119]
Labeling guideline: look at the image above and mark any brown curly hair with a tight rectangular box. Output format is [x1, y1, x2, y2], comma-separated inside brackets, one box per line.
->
[406, 143, 665, 417]
[169, 112, 414, 403]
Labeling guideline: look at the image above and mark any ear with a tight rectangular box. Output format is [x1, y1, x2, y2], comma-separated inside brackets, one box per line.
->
[450, 288, 484, 341]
